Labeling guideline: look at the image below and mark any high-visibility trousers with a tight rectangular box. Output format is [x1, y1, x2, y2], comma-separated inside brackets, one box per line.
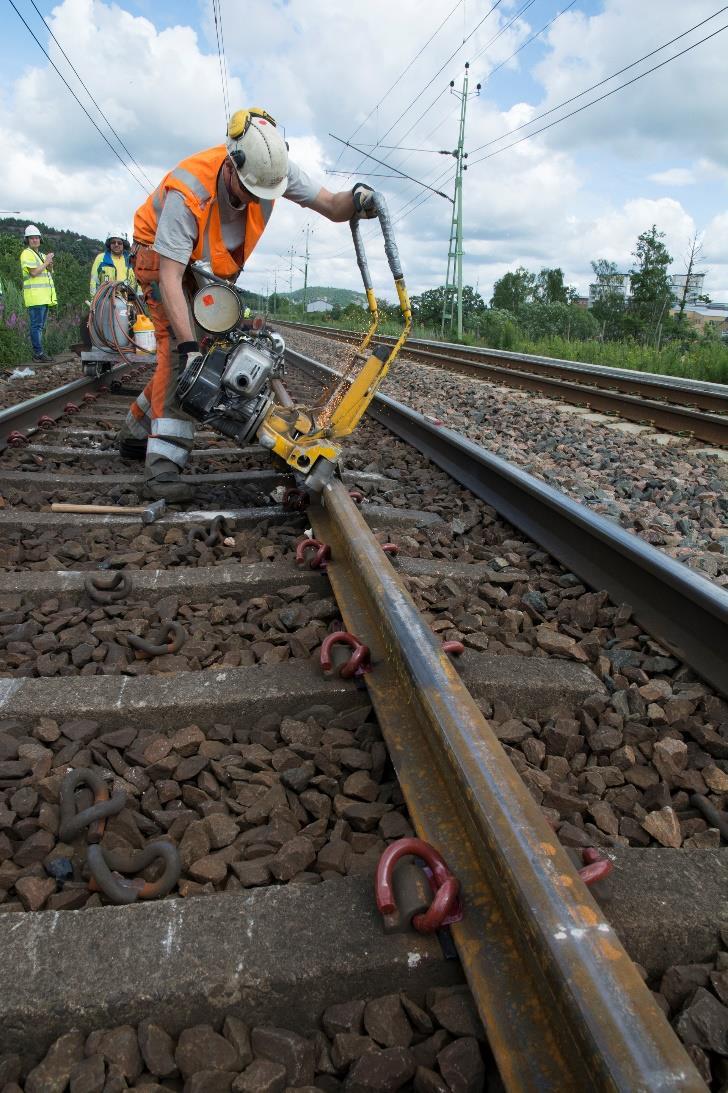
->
[123, 246, 194, 476]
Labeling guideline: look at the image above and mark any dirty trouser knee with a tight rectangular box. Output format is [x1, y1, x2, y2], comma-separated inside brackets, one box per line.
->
[125, 245, 195, 476]
[146, 416, 195, 476]
[121, 388, 151, 441]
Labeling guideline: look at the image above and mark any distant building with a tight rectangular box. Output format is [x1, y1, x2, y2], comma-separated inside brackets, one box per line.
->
[573, 296, 589, 310]
[306, 300, 332, 313]
[588, 272, 630, 308]
[670, 272, 706, 305]
[671, 303, 728, 337]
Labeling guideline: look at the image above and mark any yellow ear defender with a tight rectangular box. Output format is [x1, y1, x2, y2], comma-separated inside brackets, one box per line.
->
[227, 107, 277, 140]
[227, 108, 280, 169]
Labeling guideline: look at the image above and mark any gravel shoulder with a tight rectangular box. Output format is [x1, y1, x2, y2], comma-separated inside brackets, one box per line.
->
[283, 329, 728, 589]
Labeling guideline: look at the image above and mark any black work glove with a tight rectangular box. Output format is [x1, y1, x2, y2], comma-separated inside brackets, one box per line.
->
[176, 341, 201, 370]
[352, 183, 377, 219]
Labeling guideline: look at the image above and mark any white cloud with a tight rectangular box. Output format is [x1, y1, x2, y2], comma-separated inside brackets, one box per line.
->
[531, 0, 728, 166]
[649, 168, 695, 186]
[1, 0, 726, 302]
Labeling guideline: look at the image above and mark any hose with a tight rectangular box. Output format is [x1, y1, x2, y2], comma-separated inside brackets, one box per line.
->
[87, 280, 151, 363]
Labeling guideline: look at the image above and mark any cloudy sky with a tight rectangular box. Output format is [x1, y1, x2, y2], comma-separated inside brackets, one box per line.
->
[2, 0, 727, 303]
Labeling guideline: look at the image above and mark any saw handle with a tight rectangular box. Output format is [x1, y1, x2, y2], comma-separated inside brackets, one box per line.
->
[350, 192, 411, 358]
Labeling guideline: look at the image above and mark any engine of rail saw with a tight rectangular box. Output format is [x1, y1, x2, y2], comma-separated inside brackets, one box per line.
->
[176, 293, 285, 447]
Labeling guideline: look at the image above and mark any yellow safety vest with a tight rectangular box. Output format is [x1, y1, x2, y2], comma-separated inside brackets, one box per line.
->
[90, 252, 137, 296]
[21, 248, 57, 308]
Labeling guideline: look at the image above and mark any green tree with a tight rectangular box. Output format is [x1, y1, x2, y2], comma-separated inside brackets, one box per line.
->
[411, 285, 486, 332]
[534, 267, 576, 305]
[410, 286, 446, 327]
[519, 301, 599, 341]
[461, 285, 487, 325]
[490, 267, 535, 313]
[589, 259, 627, 341]
[628, 225, 673, 345]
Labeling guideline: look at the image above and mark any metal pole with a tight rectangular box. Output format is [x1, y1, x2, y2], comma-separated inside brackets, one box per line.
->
[289, 245, 294, 308]
[441, 64, 478, 340]
[455, 65, 468, 340]
[302, 224, 311, 318]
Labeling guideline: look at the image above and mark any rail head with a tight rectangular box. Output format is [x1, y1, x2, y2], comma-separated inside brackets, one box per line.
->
[311, 480, 705, 1091]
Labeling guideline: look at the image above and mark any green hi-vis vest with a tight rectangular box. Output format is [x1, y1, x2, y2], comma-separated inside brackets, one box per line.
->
[21, 247, 57, 307]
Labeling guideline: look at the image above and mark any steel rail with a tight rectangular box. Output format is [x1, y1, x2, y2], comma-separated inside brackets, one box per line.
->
[276, 319, 728, 406]
[311, 480, 704, 1091]
[290, 347, 728, 698]
[0, 362, 136, 453]
[276, 320, 728, 445]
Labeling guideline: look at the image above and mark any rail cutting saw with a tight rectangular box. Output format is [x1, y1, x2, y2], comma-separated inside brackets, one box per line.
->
[174, 191, 411, 491]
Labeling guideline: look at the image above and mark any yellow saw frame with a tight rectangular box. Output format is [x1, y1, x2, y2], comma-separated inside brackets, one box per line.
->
[257, 192, 412, 490]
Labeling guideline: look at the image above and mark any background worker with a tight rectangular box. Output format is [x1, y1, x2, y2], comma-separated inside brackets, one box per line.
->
[89, 232, 137, 297]
[20, 224, 57, 363]
[117, 106, 376, 501]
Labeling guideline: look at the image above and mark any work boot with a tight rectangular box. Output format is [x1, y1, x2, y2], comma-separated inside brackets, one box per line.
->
[144, 472, 195, 503]
[118, 434, 147, 461]
[33, 353, 52, 363]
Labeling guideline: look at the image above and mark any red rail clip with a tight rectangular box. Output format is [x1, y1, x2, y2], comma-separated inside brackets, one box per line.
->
[64, 403, 80, 415]
[82, 393, 98, 403]
[381, 543, 399, 556]
[37, 416, 55, 429]
[282, 486, 308, 512]
[578, 847, 613, 886]
[348, 489, 364, 505]
[7, 431, 28, 448]
[320, 631, 370, 679]
[296, 537, 331, 570]
[376, 838, 462, 934]
[442, 640, 465, 656]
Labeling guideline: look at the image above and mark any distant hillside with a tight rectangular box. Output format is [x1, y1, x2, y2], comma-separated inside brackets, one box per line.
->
[281, 285, 366, 307]
[0, 218, 103, 264]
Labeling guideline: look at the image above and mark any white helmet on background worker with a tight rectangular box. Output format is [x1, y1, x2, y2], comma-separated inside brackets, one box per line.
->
[24, 224, 41, 238]
[226, 108, 289, 200]
[105, 231, 128, 247]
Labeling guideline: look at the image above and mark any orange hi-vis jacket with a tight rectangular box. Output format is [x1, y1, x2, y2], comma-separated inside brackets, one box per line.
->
[134, 145, 274, 277]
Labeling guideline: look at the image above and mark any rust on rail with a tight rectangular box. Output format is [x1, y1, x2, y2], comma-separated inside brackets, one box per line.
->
[310, 478, 704, 1091]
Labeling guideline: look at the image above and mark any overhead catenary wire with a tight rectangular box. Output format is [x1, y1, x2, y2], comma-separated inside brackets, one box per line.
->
[318, 1, 583, 262]
[6, 0, 151, 194]
[392, 9, 728, 213]
[468, 16, 728, 166]
[25, 0, 156, 191]
[312, 3, 722, 277]
[342, 0, 505, 181]
[469, 5, 728, 156]
[332, 0, 465, 168]
[216, 0, 232, 115]
[211, 0, 231, 123]
[480, 0, 578, 85]
[329, 135, 453, 201]
[384, 0, 581, 180]
[469, 0, 538, 67]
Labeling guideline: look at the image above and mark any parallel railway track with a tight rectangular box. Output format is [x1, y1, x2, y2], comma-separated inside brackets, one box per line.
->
[276, 320, 728, 448]
[0, 354, 724, 1089]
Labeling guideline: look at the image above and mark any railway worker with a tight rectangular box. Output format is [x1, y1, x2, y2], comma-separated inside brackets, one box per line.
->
[20, 224, 57, 363]
[89, 231, 137, 297]
[117, 106, 376, 501]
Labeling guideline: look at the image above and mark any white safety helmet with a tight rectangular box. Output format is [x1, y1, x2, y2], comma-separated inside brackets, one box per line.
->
[24, 224, 41, 238]
[226, 108, 289, 200]
[105, 232, 128, 247]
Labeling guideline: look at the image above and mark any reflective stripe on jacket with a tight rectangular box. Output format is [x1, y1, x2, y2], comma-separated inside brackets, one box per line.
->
[134, 145, 274, 277]
[90, 251, 137, 296]
[21, 248, 57, 307]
